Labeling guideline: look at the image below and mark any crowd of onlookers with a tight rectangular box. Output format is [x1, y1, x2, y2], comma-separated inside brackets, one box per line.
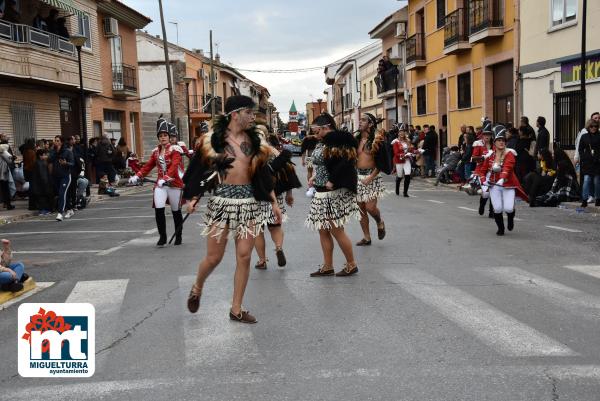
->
[411, 112, 600, 208]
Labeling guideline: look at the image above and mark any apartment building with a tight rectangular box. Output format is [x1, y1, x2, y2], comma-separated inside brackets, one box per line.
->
[407, 0, 517, 147]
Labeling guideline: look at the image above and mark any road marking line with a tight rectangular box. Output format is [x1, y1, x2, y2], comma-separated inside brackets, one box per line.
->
[545, 225, 582, 233]
[384, 269, 576, 357]
[483, 267, 600, 317]
[0, 282, 54, 311]
[144, 228, 158, 235]
[458, 206, 477, 212]
[0, 230, 145, 236]
[426, 199, 445, 204]
[89, 206, 150, 210]
[96, 246, 123, 256]
[179, 276, 262, 367]
[18, 215, 156, 223]
[66, 280, 128, 367]
[13, 250, 103, 254]
[564, 265, 600, 280]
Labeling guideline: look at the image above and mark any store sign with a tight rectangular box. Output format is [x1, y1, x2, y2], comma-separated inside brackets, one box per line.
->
[561, 55, 600, 87]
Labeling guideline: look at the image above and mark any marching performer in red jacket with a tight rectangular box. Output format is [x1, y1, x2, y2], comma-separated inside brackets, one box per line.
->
[129, 118, 185, 246]
[471, 121, 494, 217]
[391, 126, 415, 197]
[478, 125, 528, 236]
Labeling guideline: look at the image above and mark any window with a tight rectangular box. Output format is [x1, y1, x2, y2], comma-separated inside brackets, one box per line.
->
[363, 83, 367, 101]
[457, 72, 471, 109]
[369, 81, 373, 99]
[551, 0, 577, 27]
[78, 13, 92, 50]
[437, 0, 446, 29]
[417, 85, 426, 115]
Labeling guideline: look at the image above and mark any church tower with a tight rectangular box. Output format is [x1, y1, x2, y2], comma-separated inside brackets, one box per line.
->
[288, 100, 298, 133]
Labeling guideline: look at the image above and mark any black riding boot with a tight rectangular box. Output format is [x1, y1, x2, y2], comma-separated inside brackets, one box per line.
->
[172, 210, 183, 245]
[403, 175, 411, 197]
[488, 201, 494, 218]
[478, 197, 487, 216]
[507, 211, 515, 231]
[155, 207, 167, 246]
[395, 177, 402, 195]
[494, 213, 505, 236]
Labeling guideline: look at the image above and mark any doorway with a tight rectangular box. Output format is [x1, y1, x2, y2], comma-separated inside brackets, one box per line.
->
[492, 61, 514, 126]
[59, 96, 81, 138]
[437, 79, 448, 160]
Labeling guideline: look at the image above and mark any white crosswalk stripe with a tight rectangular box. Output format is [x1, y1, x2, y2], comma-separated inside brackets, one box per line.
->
[383, 268, 577, 357]
[65, 280, 129, 367]
[482, 267, 600, 318]
[564, 265, 600, 280]
[178, 275, 262, 367]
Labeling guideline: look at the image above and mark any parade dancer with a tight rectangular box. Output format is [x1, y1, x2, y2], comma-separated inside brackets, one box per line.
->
[355, 113, 387, 246]
[128, 118, 184, 246]
[168, 125, 192, 179]
[471, 120, 495, 217]
[306, 113, 360, 277]
[392, 126, 415, 197]
[254, 142, 302, 270]
[183, 95, 282, 323]
[478, 125, 528, 236]
[301, 130, 319, 183]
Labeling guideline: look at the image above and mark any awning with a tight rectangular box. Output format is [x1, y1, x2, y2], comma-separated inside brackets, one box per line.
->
[40, 0, 86, 18]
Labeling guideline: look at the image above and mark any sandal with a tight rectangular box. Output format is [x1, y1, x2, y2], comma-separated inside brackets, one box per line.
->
[310, 265, 335, 277]
[255, 259, 267, 270]
[187, 284, 202, 313]
[356, 238, 372, 246]
[377, 221, 386, 240]
[229, 309, 257, 324]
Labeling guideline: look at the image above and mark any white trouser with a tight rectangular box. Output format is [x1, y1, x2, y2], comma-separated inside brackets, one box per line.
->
[489, 185, 515, 213]
[154, 187, 182, 211]
[395, 161, 411, 178]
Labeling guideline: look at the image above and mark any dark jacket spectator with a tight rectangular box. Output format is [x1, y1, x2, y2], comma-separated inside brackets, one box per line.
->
[31, 150, 54, 212]
[422, 127, 438, 156]
[49, 143, 74, 178]
[2, 0, 21, 23]
[45, 9, 59, 35]
[534, 116, 550, 157]
[56, 17, 69, 38]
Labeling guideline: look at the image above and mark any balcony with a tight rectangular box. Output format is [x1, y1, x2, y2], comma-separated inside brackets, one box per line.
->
[374, 67, 405, 99]
[444, 8, 471, 55]
[468, 0, 503, 43]
[405, 33, 425, 70]
[189, 95, 222, 114]
[0, 20, 75, 55]
[112, 64, 137, 97]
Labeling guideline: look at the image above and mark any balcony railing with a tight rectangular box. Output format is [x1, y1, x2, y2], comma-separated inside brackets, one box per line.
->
[0, 20, 74, 56]
[374, 67, 404, 96]
[112, 64, 137, 93]
[469, 0, 503, 36]
[444, 8, 469, 47]
[406, 33, 425, 64]
[189, 95, 222, 114]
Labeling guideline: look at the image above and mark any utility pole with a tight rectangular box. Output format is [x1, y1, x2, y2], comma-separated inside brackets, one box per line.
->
[210, 30, 216, 118]
[579, 0, 587, 130]
[158, 0, 176, 123]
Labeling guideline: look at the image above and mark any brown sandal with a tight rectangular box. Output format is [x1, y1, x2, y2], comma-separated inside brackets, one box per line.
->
[255, 259, 267, 270]
[310, 265, 335, 277]
[335, 263, 359, 277]
[187, 284, 202, 313]
[377, 221, 386, 240]
[229, 309, 257, 324]
[356, 238, 372, 246]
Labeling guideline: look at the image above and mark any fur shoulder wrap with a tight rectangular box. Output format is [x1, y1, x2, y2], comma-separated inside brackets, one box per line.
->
[322, 130, 358, 160]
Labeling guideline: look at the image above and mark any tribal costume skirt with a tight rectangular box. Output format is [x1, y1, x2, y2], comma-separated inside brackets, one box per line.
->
[203, 184, 273, 239]
[264, 194, 288, 227]
[356, 168, 388, 203]
[305, 188, 360, 231]
[305, 156, 313, 169]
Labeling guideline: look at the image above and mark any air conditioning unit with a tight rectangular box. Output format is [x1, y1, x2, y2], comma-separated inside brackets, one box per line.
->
[103, 17, 119, 37]
[198, 68, 206, 80]
[211, 70, 219, 82]
[395, 22, 406, 38]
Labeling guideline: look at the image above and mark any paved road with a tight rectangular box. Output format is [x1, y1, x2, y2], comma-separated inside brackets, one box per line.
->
[1, 161, 600, 400]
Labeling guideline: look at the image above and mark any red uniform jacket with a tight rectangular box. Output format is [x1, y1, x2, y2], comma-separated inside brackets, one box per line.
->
[478, 149, 528, 201]
[471, 140, 493, 176]
[392, 139, 414, 164]
[136, 143, 184, 188]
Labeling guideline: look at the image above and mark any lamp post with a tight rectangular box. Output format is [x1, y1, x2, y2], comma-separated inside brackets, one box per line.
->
[69, 34, 88, 165]
[182, 76, 193, 144]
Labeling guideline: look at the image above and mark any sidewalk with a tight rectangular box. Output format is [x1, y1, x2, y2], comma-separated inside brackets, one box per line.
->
[0, 183, 151, 225]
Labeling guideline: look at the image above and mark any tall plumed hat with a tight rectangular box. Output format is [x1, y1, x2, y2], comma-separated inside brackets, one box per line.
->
[168, 123, 178, 137]
[493, 124, 507, 142]
[224, 95, 255, 115]
[482, 117, 493, 134]
[156, 116, 169, 137]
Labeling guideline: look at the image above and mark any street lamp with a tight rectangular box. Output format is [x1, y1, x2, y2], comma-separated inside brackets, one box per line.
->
[182, 76, 193, 144]
[69, 34, 88, 165]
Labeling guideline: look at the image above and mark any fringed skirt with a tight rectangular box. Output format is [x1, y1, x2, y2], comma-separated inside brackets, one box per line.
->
[264, 194, 289, 227]
[305, 188, 360, 231]
[305, 156, 313, 169]
[356, 169, 389, 203]
[202, 184, 273, 239]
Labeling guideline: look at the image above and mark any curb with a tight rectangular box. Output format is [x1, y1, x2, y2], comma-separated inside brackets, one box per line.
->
[0, 278, 36, 306]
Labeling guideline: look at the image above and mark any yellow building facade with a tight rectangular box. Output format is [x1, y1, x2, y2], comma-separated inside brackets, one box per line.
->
[407, 0, 517, 148]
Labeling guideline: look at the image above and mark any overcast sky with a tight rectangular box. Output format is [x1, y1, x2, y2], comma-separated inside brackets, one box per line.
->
[124, 0, 407, 121]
